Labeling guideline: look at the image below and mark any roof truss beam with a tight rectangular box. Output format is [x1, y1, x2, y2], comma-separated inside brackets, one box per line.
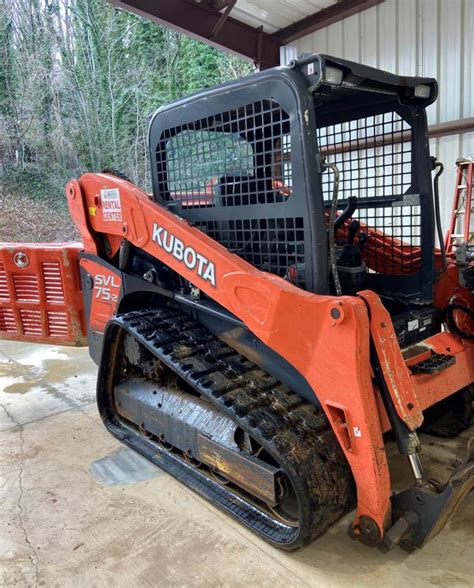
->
[109, 0, 282, 68]
[274, 0, 385, 44]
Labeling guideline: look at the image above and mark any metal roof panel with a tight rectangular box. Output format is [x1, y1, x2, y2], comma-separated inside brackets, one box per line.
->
[231, 0, 339, 34]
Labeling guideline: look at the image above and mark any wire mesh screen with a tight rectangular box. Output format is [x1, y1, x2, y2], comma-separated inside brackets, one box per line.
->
[318, 111, 421, 275]
[195, 217, 306, 288]
[156, 99, 308, 288]
[156, 99, 292, 208]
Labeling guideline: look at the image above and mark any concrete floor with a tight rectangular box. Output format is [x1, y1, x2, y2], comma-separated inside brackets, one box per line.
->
[0, 340, 473, 588]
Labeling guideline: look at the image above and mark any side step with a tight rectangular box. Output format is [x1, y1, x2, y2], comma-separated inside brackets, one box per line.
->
[408, 352, 456, 375]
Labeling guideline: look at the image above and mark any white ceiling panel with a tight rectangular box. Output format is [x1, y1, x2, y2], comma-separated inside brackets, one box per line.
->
[231, 0, 340, 34]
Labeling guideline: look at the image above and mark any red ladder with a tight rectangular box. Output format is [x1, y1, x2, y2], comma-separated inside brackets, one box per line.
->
[445, 158, 474, 254]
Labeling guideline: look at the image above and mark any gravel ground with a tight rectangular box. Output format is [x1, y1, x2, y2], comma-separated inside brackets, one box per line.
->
[0, 182, 80, 243]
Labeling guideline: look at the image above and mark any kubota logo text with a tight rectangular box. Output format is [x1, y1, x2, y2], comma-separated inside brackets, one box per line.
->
[152, 223, 216, 287]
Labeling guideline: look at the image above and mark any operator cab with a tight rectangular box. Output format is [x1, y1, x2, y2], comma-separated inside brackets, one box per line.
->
[148, 54, 439, 343]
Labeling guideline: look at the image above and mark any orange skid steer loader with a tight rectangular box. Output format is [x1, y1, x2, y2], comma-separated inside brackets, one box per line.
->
[1, 55, 473, 551]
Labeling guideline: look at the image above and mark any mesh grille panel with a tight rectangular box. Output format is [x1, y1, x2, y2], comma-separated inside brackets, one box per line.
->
[318, 112, 421, 275]
[0, 308, 16, 333]
[196, 217, 305, 288]
[156, 99, 292, 208]
[19, 309, 42, 335]
[156, 98, 308, 288]
[13, 274, 40, 302]
[42, 262, 65, 304]
[0, 262, 9, 301]
[47, 311, 69, 337]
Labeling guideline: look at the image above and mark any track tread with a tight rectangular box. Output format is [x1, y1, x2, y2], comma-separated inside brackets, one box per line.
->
[102, 306, 355, 549]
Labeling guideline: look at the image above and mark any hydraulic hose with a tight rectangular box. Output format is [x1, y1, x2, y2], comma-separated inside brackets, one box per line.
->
[432, 159, 447, 273]
[323, 161, 342, 296]
[441, 303, 474, 339]
[334, 196, 357, 233]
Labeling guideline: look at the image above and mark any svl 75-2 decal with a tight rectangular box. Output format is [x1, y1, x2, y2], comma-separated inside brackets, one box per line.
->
[94, 274, 120, 302]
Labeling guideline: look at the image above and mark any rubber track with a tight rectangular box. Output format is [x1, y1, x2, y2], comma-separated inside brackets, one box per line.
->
[98, 307, 355, 550]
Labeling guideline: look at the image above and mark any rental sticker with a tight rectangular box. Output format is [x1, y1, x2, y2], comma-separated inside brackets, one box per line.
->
[101, 188, 122, 221]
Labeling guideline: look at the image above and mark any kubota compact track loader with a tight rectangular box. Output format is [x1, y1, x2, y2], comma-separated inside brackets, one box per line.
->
[1, 55, 473, 551]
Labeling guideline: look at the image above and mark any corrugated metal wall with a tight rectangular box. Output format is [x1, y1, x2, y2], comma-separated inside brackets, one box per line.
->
[280, 0, 474, 231]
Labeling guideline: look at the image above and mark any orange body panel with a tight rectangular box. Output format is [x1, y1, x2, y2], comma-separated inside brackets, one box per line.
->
[0, 243, 86, 345]
[359, 290, 423, 430]
[79, 258, 121, 332]
[66, 173, 474, 539]
[411, 332, 474, 407]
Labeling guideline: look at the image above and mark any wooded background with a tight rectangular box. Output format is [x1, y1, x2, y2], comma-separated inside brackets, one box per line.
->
[0, 0, 252, 208]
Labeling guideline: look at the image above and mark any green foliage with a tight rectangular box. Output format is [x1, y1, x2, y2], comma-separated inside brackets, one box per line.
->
[0, 13, 10, 115]
[3, 164, 71, 204]
[0, 0, 253, 199]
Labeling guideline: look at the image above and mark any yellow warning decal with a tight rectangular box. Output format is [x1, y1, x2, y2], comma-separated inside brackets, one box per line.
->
[88, 206, 97, 216]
